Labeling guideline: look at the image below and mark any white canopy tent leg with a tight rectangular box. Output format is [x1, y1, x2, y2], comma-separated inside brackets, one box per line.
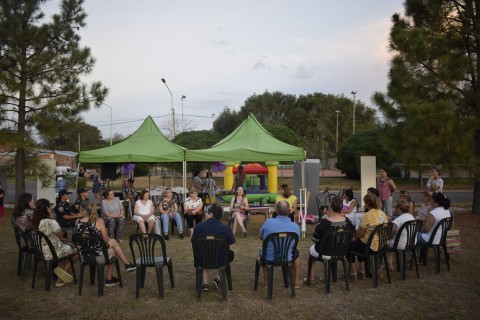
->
[299, 161, 307, 238]
[182, 161, 187, 201]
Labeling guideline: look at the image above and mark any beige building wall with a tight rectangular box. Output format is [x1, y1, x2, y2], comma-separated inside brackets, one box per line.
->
[360, 156, 377, 207]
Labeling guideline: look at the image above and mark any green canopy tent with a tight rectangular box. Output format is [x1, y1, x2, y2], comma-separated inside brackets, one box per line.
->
[78, 115, 187, 198]
[185, 113, 305, 162]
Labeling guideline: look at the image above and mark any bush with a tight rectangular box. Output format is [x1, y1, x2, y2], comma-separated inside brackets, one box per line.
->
[336, 129, 395, 178]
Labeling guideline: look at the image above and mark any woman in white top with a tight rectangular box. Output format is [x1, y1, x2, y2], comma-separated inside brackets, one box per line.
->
[387, 199, 415, 271]
[342, 189, 361, 229]
[426, 167, 444, 194]
[417, 192, 451, 246]
[133, 189, 155, 234]
[101, 189, 125, 241]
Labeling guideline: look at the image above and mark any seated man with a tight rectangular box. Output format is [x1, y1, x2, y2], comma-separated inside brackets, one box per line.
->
[192, 204, 235, 291]
[55, 189, 83, 238]
[259, 200, 302, 288]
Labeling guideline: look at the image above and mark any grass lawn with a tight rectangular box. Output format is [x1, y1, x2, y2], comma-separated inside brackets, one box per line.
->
[0, 207, 479, 319]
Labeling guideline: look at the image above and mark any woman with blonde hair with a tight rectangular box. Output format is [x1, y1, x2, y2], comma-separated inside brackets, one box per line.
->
[75, 202, 136, 286]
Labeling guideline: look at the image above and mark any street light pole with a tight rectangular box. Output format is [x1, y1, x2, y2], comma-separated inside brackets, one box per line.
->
[351, 91, 357, 135]
[335, 110, 340, 153]
[162, 78, 175, 137]
[211, 113, 215, 130]
[181, 95, 186, 131]
[103, 103, 113, 145]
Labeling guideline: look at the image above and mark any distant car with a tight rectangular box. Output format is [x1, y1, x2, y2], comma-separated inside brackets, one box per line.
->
[56, 166, 77, 176]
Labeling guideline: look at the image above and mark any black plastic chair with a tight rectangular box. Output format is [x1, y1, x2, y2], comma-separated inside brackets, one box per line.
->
[387, 220, 422, 280]
[253, 232, 299, 300]
[129, 233, 174, 299]
[26, 229, 77, 291]
[73, 232, 122, 297]
[349, 223, 392, 288]
[13, 226, 34, 280]
[306, 226, 353, 293]
[418, 217, 452, 274]
[191, 234, 232, 301]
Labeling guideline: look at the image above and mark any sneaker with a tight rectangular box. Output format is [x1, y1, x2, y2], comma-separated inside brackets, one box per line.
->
[105, 277, 120, 287]
[179, 233, 184, 240]
[125, 263, 137, 272]
[163, 234, 169, 241]
[201, 283, 210, 291]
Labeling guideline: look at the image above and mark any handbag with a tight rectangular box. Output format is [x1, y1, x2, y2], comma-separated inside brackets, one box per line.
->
[445, 220, 461, 254]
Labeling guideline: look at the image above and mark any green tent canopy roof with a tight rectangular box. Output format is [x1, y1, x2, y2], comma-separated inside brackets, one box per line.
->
[185, 113, 305, 162]
[79, 116, 185, 163]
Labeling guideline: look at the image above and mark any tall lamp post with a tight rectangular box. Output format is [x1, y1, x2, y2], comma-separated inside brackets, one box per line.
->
[161, 78, 175, 137]
[181, 95, 186, 131]
[351, 91, 357, 135]
[335, 110, 340, 153]
[103, 103, 113, 145]
[211, 113, 215, 130]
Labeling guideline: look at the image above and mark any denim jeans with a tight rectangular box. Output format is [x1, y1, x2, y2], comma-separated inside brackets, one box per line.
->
[160, 212, 183, 235]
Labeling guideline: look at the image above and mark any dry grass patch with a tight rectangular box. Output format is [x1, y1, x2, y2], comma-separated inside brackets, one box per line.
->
[0, 209, 479, 319]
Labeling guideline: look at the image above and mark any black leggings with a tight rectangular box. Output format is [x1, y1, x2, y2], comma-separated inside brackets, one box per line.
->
[348, 240, 374, 262]
[186, 214, 203, 228]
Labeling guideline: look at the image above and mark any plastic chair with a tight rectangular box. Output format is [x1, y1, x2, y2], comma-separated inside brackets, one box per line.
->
[26, 230, 77, 291]
[13, 226, 34, 280]
[191, 234, 232, 301]
[349, 223, 392, 288]
[306, 226, 353, 293]
[387, 220, 422, 280]
[253, 232, 299, 300]
[129, 233, 174, 299]
[73, 232, 122, 297]
[418, 217, 452, 274]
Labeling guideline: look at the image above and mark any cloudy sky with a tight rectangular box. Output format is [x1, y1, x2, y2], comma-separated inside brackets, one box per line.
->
[47, 0, 405, 139]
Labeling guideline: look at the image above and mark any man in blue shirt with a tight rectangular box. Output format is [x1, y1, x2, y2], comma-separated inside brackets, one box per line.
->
[259, 200, 302, 288]
[192, 204, 235, 291]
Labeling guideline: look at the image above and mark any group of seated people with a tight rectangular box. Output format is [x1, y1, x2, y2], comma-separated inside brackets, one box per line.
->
[10, 179, 451, 293]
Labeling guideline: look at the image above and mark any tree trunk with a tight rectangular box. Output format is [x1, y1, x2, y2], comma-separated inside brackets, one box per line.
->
[472, 128, 480, 214]
[15, 65, 27, 200]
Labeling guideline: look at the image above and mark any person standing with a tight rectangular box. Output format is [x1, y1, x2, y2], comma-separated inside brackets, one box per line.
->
[192, 170, 203, 194]
[91, 169, 101, 205]
[426, 167, 444, 194]
[232, 165, 247, 194]
[377, 168, 396, 218]
[192, 204, 235, 291]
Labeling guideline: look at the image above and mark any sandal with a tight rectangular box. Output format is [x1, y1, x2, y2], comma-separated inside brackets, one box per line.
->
[294, 280, 303, 289]
[377, 268, 385, 279]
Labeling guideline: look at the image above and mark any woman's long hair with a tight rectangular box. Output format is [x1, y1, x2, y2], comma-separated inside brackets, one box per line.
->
[280, 184, 292, 198]
[31, 198, 51, 230]
[12, 193, 33, 218]
[81, 202, 99, 224]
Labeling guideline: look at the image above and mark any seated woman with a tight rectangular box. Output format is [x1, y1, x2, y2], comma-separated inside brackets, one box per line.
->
[184, 189, 204, 237]
[229, 186, 249, 237]
[415, 191, 433, 222]
[417, 192, 451, 247]
[305, 196, 354, 283]
[12, 193, 35, 233]
[275, 184, 297, 222]
[397, 190, 414, 216]
[133, 189, 155, 234]
[386, 199, 415, 271]
[101, 189, 125, 242]
[31, 198, 79, 287]
[75, 202, 136, 286]
[348, 194, 388, 279]
[341, 189, 361, 228]
[159, 188, 184, 240]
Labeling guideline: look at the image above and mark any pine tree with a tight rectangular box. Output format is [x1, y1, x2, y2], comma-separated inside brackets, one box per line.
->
[0, 0, 108, 198]
[374, 0, 480, 213]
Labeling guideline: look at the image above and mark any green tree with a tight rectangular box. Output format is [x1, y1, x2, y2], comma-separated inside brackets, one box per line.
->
[0, 0, 108, 198]
[373, 0, 479, 213]
[213, 107, 242, 138]
[38, 120, 104, 151]
[262, 123, 304, 148]
[336, 129, 395, 179]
